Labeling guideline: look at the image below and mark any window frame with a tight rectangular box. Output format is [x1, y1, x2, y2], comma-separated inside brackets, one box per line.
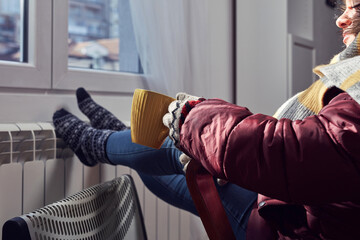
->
[0, 0, 145, 93]
[52, 0, 145, 93]
[0, 0, 52, 89]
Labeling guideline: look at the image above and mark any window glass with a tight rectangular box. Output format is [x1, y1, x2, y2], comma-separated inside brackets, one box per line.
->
[0, 0, 26, 62]
[68, 0, 141, 73]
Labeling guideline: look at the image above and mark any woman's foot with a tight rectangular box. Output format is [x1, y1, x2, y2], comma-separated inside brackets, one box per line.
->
[76, 87, 127, 131]
[53, 108, 114, 166]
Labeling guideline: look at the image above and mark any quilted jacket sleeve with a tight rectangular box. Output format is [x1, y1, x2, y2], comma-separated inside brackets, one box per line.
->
[178, 92, 360, 204]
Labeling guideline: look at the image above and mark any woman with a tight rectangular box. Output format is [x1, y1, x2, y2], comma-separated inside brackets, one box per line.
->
[53, 1, 360, 239]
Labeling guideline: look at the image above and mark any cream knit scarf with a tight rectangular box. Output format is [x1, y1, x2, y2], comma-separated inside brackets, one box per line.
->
[273, 33, 360, 121]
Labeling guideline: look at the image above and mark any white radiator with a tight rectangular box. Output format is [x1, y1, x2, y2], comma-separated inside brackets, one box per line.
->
[0, 122, 206, 240]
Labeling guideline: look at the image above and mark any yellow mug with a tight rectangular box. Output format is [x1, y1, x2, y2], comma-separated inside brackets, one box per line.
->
[131, 89, 175, 149]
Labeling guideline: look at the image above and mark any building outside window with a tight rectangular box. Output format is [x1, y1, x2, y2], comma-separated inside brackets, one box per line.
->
[68, 0, 141, 73]
[0, 0, 22, 62]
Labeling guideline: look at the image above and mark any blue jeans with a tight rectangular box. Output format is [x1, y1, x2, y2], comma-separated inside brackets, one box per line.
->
[106, 130, 257, 240]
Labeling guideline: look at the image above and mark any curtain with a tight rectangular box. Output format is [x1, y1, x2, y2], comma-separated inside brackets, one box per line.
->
[129, 0, 211, 98]
[129, 1, 212, 238]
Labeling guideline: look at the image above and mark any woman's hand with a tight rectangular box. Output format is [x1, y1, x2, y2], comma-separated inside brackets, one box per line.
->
[162, 92, 205, 147]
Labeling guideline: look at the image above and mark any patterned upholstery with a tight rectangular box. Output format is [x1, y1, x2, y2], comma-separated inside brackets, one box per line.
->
[2, 175, 147, 240]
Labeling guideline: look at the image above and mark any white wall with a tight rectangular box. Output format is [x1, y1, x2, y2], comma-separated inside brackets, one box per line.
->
[0, 88, 133, 123]
[236, 0, 288, 115]
[193, 0, 234, 102]
[236, 0, 342, 115]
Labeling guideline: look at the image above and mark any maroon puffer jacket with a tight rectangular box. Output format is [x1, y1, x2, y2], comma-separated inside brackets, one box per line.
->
[179, 92, 360, 239]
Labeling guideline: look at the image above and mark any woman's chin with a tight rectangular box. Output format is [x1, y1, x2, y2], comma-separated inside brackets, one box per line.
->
[344, 35, 356, 47]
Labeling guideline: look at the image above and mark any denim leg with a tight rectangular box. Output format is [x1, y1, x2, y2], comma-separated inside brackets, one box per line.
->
[139, 173, 257, 240]
[106, 129, 258, 239]
[216, 182, 258, 239]
[106, 129, 184, 175]
[139, 174, 198, 215]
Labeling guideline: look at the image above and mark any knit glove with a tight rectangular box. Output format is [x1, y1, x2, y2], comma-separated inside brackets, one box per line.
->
[162, 92, 205, 147]
[163, 94, 228, 184]
[179, 153, 192, 172]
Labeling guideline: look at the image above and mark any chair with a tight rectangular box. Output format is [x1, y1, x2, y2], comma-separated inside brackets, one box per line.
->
[2, 175, 147, 240]
[186, 161, 236, 240]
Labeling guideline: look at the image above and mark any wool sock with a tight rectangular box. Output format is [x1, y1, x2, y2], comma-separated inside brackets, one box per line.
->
[53, 108, 114, 166]
[76, 87, 127, 131]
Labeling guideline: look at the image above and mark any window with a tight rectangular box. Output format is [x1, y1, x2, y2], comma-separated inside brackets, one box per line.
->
[0, 0, 23, 62]
[53, 0, 144, 92]
[68, 0, 141, 73]
[0, 0, 145, 93]
[0, 0, 51, 89]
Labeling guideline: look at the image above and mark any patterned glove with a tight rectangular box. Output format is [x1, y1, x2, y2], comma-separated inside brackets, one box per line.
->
[162, 92, 205, 147]
[179, 153, 192, 172]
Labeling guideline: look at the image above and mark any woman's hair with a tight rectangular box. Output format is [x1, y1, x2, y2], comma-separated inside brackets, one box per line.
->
[337, 0, 360, 35]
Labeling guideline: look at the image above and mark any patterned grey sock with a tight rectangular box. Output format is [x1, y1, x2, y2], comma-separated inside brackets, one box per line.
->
[53, 108, 114, 166]
[76, 87, 127, 131]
